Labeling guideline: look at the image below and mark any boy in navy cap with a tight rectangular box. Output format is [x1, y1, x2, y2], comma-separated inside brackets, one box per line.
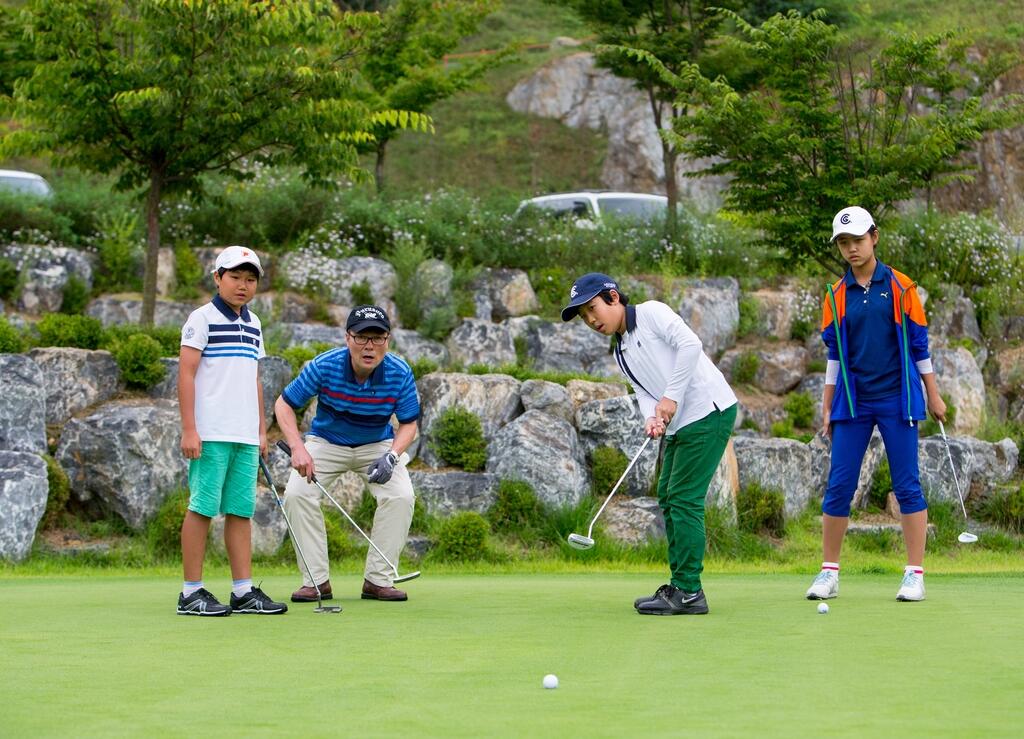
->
[562, 273, 738, 615]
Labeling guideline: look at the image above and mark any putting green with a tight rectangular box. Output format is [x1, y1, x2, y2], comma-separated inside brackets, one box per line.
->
[2, 572, 1021, 737]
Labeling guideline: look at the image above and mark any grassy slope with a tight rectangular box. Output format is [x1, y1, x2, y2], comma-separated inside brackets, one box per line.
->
[3, 572, 1023, 737]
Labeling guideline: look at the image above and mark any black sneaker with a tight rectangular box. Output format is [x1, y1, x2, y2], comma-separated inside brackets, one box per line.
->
[177, 588, 232, 617]
[230, 586, 288, 615]
[636, 586, 709, 615]
[634, 584, 672, 609]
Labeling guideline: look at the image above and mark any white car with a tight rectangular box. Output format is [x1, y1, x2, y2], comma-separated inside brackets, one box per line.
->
[0, 169, 54, 198]
[517, 191, 667, 226]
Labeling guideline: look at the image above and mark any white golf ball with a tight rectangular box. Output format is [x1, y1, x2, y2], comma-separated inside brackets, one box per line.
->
[542, 674, 559, 689]
[817, 602, 830, 614]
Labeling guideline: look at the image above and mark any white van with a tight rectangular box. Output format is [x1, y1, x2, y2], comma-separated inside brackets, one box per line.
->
[0, 169, 54, 198]
[517, 191, 667, 226]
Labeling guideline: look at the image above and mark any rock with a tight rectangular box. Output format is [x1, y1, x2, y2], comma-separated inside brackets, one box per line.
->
[707, 440, 740, 520]
[574, 395, 658, 498]
[486, 410, 590, 507]
[676, 277, 739, 358]
[0, 354, 47, 454]
[918, 436, 974, 506]
[565, 379, 628, 410]
[719, 343, 809, 395]
[931, 347, 986, 434]
[147, 358, 180, 401]
[746, 288, 799, 340]
[0, 244, 94, 314]
[604, 496, 665, 545]
[280, 322, 346, 348]
[733, 436, 816, 518]
[506, 316, 618, 376]
[474, 268, 539, 320]
[391, 328, 450, 366]
[259, 356, 293, 425]
[55, 400, 188, 530]
[928, 286, 986, 367]
[404, 534, 431, 559]
[796, 373, 827, 430]
[445, 319, 516, 367]
[551, 36, 582, 48]
[520, 380, 573, 424]
[990, 345, 1024, 398]
[156, 247, 175, 297]
[248, 291, 317, 323]
[28, 348, 123, 425]
[278, 253, 397, 304]
[962, 436, 1019, 500]
[734, 389, 787, 435]
[416, 372, 522, 467]
[416, 259, 454, 315]
[86, 297, 196, 327]
[209, 489, 288, 557]
[409, 470, 501, 516]
[0, 450, 48, 561]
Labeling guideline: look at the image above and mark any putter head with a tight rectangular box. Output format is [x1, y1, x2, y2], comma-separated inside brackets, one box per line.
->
[958, 532, 979, 544]
[314, 604, 342, 613]
[393, 571, 421, 584]
[567, 533, 594, 550]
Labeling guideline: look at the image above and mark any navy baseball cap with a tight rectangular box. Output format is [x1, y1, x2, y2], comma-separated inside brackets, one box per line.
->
[560, 272, 620, 321]
[346, 305, 391, 333]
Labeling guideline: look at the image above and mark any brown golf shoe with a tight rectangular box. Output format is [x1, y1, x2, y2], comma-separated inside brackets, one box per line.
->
[291, 581, 333, 603]
[361, 579, 408, 601]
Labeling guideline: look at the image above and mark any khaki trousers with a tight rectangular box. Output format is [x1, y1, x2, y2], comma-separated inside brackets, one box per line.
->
[283, 436, 414, 587]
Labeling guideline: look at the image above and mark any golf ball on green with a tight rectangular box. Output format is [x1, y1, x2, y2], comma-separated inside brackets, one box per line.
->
[817, 603, 829, 614]
[543, 674, 559, 689]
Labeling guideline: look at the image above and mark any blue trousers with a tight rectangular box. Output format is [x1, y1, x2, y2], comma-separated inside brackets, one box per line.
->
[823, 394, 927, 517]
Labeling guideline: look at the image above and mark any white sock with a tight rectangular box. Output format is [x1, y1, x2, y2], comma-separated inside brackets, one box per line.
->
[182, 581, 203, 597]
[232, 579, 253, 598]
[821, 562, 840, 573]
[905, 565, 924, 576]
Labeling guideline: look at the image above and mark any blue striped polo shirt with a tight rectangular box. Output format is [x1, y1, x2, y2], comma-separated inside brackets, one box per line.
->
[180, 295, 265, 445]
[282, 348, 420, 447]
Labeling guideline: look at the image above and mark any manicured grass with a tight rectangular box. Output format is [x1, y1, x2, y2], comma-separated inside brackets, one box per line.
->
[2, 572, 1021, 737]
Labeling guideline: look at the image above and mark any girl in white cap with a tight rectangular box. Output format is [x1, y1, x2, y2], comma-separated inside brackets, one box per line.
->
[807, 207, 946, 603]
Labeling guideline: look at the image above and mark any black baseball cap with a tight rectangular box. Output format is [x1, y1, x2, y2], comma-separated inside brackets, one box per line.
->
[346, 305, 391, 333]
[560, 272, 620, 321]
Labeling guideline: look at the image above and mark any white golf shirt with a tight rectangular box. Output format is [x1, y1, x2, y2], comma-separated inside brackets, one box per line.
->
[614, 301, 737, 435]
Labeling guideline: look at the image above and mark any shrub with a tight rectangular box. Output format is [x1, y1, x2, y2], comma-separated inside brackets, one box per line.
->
[408, 356, 439, 380]
[38, 454, 71, 531]
[737, 482, 785, 537]
[173, 243, 205, 300]
[704, 505, 774, 558]
[419, 306, 458, 342]
[112, 334, 166, 388]
[0, 316, 25, 353]
[429, 405, 487, 471]
[322, 507, 359, 559]
[739, 416, 760, 432]
[807, 358, 826, 373]
[59, 276, 90, 315]
[92, 210, 143, 292]
[770, 418, 794, 439]
[868, 460, 892, 510]
[280, 341, 332, 376]
[732, 351, 760, 385]
[432, 511, 490, 561]
[590, 446, 628, 496]
[349, 280, 373, 306]
[0, 256, 19, 301]
[36, 313, 104, 349]
[102, 324, 181, 357]
[737, 296, 763, 338]
[487, 479, 546, 540]
[387, 236, 429, 329]
[784, 392, 814, 429]
[147, 488, 189, 558]
[979, 482, 1024, 535]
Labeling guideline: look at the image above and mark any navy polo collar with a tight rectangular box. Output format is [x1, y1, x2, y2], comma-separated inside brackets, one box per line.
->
[843, 260, 887, 288]
[622, 304, 637, 335]
[342, 348, 387, 385]
[212, 294, 251, 322]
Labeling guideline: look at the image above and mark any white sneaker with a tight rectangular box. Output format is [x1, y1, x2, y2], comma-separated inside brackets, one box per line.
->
[805, 569, 839, 600]
[896, 572, 925, 601]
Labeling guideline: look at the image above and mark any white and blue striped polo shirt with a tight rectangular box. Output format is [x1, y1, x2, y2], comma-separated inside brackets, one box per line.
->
[180, 295, 265, 445]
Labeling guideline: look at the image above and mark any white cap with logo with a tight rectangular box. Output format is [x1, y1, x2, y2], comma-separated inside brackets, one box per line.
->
[213, 245, 264, 276]
[830, 206, 876, 243]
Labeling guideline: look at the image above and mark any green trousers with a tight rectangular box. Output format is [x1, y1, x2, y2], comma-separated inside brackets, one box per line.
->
[656, 404, 737, 592]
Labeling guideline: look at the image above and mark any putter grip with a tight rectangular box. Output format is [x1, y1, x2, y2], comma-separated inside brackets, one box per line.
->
[258, 456, 275, 487]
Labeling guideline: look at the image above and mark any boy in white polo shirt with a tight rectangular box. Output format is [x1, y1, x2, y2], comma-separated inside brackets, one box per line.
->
[176, 245, 287, 616]
[562, 273, 738, 615]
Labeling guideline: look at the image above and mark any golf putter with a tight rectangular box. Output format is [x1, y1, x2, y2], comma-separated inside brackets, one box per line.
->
[938, 421, 979, 544]
[568, 435, 654, 550]
[258, 456, 341, 613]
[276, 440, 421, 583]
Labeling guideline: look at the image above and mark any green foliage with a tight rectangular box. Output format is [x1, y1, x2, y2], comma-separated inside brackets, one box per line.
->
[38, 455, 71, 532]
[590, 446, 628, 496]
[979, 482, 1024, 535]
[322, 507, 359, 560]
[429, 405, 488, 471]
[732, 351, 760, 385]
[173, 244, 205, 300]
[432, 511, 491, 561]
[737, 482, 785, 537]
[349, 280, 374, 307]
[102, 325, 181, 358]
[36, 313, 104, 349]
[739, 416, 760, 432]
[280, 342, 333, 376]
[0, 189, 75, 244]
[784, 392, 814, 429]
[92, 210, 143, 293]
[59, 276, 90, 315]
[387, 236, 430, 329]
[147, 489, 189, 559]
[807, 359, 827, 373]
[111, 334, 166, 389]
[868, 460, 893, 511]
[407, 356, 440, 380]
[487, 479, 546, 542]
[704, 505, 775, 559]
[0, 257, 19, 301]
[419, 306, 458, 342]
[0, 316, 25, 353]
[737, 296, 763, 339]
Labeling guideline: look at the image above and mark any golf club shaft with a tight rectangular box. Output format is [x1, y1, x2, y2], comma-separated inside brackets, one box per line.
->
[586, 436, 653, 538]
[258, 456, 324, 601]
[938, 421, 970, 519]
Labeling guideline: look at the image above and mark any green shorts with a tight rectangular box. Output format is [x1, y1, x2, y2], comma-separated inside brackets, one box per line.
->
[187, 441, 258, 519]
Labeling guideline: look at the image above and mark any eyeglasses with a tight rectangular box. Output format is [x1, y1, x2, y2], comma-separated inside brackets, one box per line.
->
[347, 332, 389, 346]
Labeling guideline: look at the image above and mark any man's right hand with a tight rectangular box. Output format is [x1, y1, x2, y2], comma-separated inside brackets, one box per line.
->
[181, 430, 202, 459]
[289, 442, 316, 482]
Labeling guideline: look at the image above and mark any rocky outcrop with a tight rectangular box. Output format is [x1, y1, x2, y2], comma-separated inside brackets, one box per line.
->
[676, 278, 740, 358]
[391, 328, 450, 366]
[409, 470, 501, 516]
[473, 268, 539, 321]
[719, 344, 809, 395]
[86, 297, 196, 328]
[445, 319, 517, 367]
[604, 496, 665, 545]
[574, 395, 657, 498]
[0, 354, 46, 454]
[506, 316, 617, 376]
[28, 348, 123, 425]
[0, 244, 94, 315]
[278, 254, 397, 305]
[0, 451, 48, 561]
[733, 436, 816, 518]
[931, 346, 986, 434]
[520, 380, 573, 424]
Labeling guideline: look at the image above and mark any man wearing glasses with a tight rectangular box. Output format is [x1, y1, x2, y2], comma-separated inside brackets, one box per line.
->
[274, 305, 420, 602]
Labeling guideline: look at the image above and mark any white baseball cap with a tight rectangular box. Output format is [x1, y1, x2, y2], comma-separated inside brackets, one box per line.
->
[830, 206, 876, 242]
[213, 245, 264, 276]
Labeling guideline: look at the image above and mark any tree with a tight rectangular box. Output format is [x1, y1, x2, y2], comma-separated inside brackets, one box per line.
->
[1, 0, 427, 325]
[560, 0, 739, 258]
[359, 0, 506, 192]
[630, 10, 1024, 274]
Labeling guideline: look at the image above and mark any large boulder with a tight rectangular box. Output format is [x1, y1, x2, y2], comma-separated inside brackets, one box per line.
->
[56, 400, 188, 530]
[707, 440, 740, 520]
[416, 259, 454, 316]
[733, 436, 816, 518]
[486, 410, 590, 507]
[391, 328, 450, 366]
[746, 288, 798, 341]
[931, 347, 986, 434]
[719, 343, 809, 395]
[676, 277, 739, 358]
[259, 356, 293, 425]
[209, 489, 288, 557]
[0, 244, 94, 314]
[279, 322, 346, 349]
[473, 268, 539, 321]
[147, 358, 180, 401]
[445, 319, 516, 367]
[960, 436, 1019, 500]
[0, 354, 47, 454]
[416, 372, 522, 467]
[248, 291, 317, 323]
[409, 470, 501, 516]
[0, 451, 48, 561]
[604, 496, 666, 545]
[989, 345, 1024, 399]
[278, 253, 397, 304]
[928, 286, 986, 368]
[520, 380, 573, 424]
[919, 434, 1019, 505]
[565, 379, 628, 410]
[86, 297, 196, 327]
[28, 348, 123, 425]
[506, 316, 617, 376]
[574, 395, 657, 498]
